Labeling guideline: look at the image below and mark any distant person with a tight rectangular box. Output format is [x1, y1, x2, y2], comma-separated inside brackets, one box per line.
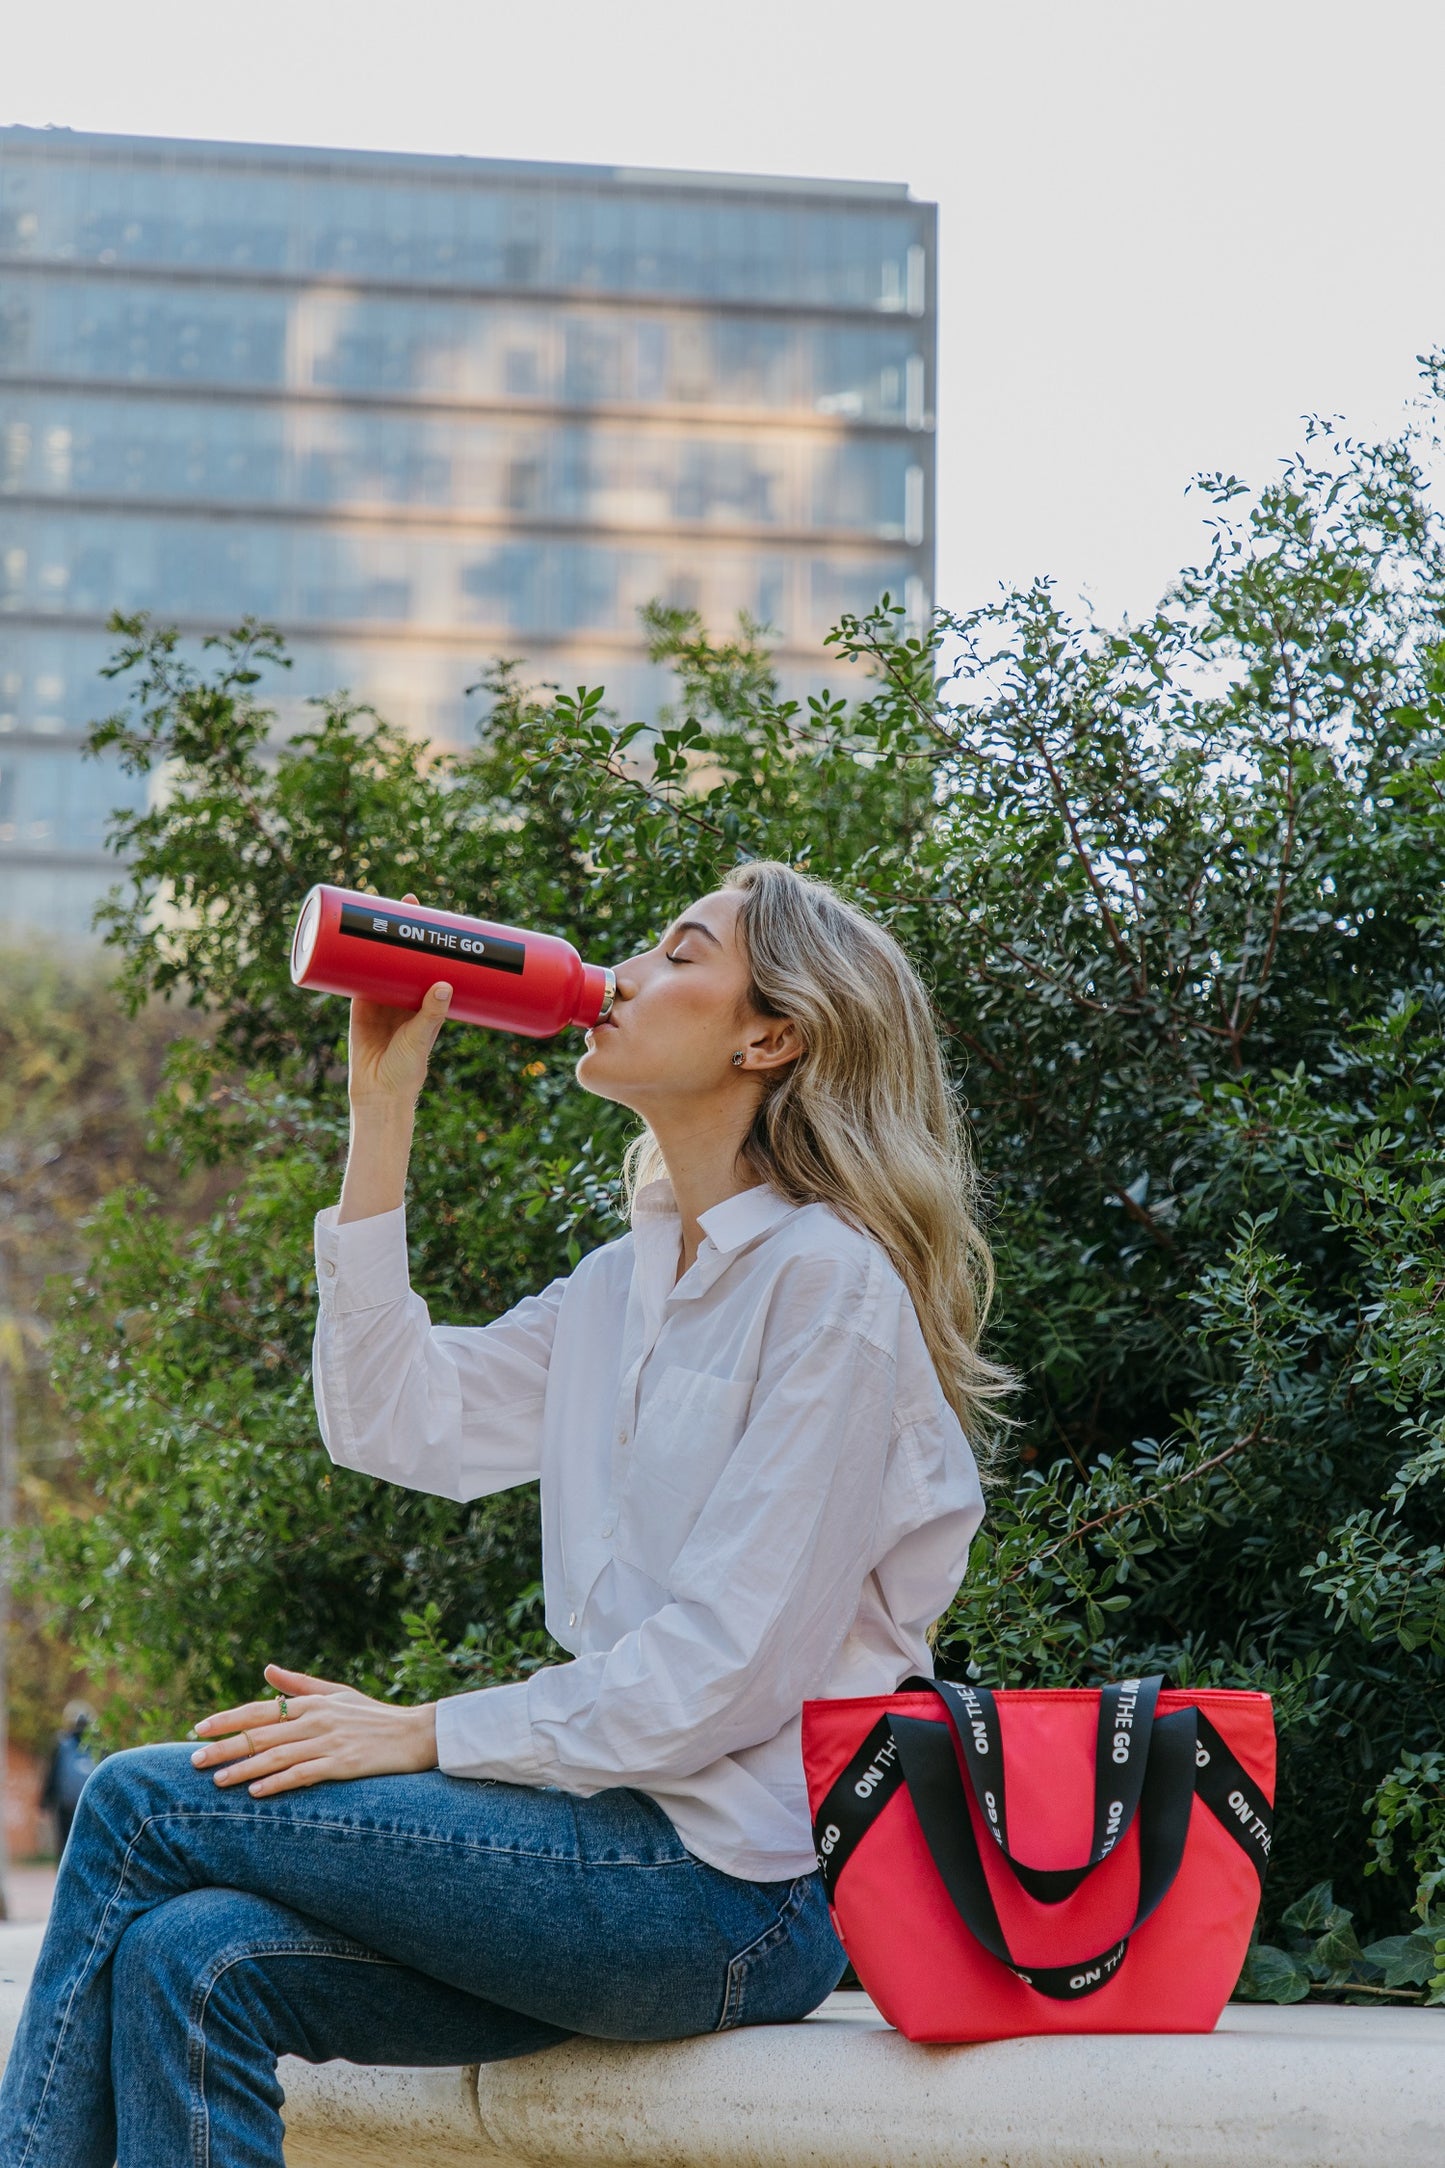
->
[38, 1702, 96, 1855]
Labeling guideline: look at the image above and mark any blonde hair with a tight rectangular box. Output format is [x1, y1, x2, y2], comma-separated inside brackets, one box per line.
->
[623, 860, 1013, 1459]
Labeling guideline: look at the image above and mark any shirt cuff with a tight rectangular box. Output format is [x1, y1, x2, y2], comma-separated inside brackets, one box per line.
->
[434, 1679, 544, 1785]
[314, 1204, 413, 1317]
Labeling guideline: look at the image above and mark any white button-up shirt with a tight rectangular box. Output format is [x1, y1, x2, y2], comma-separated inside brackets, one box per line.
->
[312, 1178, 984, 1880]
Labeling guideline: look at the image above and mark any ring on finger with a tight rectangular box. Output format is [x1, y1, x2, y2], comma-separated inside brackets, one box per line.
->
[273, 1694, 289, 1723]
[242, 1730, 256, 1758]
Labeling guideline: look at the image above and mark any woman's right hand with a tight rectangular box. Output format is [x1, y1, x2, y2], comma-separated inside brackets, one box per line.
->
[347, 893, 453, 1112]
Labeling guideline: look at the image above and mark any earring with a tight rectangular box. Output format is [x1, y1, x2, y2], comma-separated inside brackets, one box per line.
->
[731, 1051, 744, 1067]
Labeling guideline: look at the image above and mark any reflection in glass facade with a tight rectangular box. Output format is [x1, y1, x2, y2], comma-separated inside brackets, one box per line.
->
[0, 128, 936, 936]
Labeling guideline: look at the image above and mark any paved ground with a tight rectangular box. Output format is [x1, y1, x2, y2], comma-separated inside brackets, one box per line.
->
[1, 1866, 56, 1925]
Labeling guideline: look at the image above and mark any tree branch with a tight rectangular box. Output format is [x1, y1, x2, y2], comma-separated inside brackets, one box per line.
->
[1003, 1423, 1266, 1584]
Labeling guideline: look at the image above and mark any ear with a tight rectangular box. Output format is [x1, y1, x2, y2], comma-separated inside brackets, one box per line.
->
[744, 1019, 805, 1074]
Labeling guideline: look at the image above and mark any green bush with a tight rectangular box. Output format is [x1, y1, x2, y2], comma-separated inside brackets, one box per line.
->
[0, 947, 201, 1755]
[40, 379, 1445, 1996]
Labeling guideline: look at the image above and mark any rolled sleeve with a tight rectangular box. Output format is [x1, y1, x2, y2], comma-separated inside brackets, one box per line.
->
[314, 1204, 412, 1315]
[434, 1677, 543, 1785]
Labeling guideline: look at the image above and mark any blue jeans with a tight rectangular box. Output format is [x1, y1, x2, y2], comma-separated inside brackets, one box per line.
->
[0, 1743, 845, 2167]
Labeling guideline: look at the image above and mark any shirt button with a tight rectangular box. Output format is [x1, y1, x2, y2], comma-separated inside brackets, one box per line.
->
[602, 1524, 614, 1539]
[617, 1428, 628, 1444]
[568, 1611, 577, 1627]
[322, 1260, 336, 1277]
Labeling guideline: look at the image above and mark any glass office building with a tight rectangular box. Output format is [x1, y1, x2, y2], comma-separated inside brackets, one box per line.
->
[0, 127, 937, 936]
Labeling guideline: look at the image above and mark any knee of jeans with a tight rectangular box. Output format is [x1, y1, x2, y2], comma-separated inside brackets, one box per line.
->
[71, 1741, 200, 1843]
[113, 1888, 252, 2012]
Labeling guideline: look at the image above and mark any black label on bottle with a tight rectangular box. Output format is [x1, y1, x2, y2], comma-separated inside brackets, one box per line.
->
[338, 904, 526, 975]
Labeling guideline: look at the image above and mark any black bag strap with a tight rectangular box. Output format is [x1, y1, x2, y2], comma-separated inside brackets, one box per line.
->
[927, 1674, 1162, 1903]
[889, 1703, 1197, 2001]
[1192, 1707, 1272, 1885]
[813, 1712, 908, 1890]
[811, 1680, 1274, 2003]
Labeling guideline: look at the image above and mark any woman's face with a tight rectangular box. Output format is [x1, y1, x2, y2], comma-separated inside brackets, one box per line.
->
[577, 889, 797, 1113]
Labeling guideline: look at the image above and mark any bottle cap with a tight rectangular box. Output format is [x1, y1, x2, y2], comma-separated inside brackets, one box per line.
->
[573, 963, 616, 1027]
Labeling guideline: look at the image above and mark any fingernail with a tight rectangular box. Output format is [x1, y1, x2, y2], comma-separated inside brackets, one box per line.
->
[191, 1749, 205, 1766]
[434, 984, 452, 1002]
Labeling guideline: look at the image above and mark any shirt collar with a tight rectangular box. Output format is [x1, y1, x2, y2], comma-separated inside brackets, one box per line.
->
[631, 1177, 798, 1276]
[697, 1184, 798, 1254]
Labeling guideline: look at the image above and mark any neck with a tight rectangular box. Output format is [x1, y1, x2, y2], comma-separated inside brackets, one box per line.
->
[644, 1098, 762, 1277]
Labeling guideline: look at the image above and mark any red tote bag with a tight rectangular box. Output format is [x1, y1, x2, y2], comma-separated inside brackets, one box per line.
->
[802, 1675, 1275, 2042]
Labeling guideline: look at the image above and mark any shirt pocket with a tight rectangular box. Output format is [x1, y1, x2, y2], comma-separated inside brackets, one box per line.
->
[614, 1364, 755, 1579]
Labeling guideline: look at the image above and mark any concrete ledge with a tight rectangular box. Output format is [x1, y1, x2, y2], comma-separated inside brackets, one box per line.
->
[4, 1926, 1443, 2167]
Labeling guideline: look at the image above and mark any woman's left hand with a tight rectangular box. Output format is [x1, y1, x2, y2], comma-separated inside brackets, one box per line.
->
[190, 1663, 438, 1796]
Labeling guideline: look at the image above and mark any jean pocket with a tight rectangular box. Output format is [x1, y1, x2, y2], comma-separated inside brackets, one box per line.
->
[717, 1877, 834, 2032]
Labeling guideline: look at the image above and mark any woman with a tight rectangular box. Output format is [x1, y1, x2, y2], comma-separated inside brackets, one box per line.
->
[0, 860, 1008, 2167]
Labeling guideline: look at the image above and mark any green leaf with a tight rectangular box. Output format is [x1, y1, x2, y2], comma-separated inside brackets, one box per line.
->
[1362, 1934, 1435, 1989]
[1235, 1943, 1312, 2004]
[1282, 1883, 1349, 1940]
[1312, 1921, 1365, 1979]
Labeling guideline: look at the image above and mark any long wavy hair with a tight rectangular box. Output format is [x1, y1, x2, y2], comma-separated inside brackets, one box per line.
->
[623, 860, 1013, 1459]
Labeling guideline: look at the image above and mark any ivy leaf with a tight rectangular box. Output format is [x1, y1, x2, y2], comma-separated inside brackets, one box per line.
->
[1311, 1921, 1365, 1981]
[1282, 1882, 1349, 1942]
[1362, 1934, 1435, 1989]
[1236, 1942, 1312, 2004]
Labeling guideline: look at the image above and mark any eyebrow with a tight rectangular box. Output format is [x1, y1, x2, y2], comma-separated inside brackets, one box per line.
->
[668, 918, 724, 949]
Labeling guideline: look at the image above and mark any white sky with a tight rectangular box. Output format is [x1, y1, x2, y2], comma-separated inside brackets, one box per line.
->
[7, 0, 1444, 627]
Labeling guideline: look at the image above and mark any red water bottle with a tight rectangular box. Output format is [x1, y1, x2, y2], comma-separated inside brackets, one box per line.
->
[289, 884, 615, 1038]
